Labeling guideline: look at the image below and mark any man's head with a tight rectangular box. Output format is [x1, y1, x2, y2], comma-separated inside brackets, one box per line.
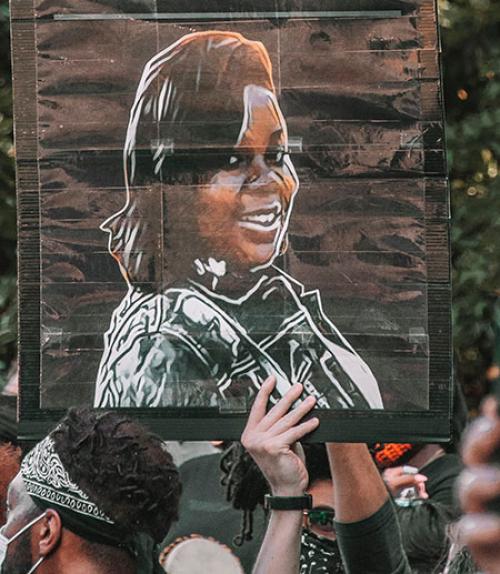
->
[0, 473, 43, 574]
[303, 444, 335, 541]
[0, 408, 181, 573]
[104, 31, 299, 287]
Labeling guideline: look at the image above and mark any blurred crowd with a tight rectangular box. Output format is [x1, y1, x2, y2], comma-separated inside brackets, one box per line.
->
[1, 375, 500, 574]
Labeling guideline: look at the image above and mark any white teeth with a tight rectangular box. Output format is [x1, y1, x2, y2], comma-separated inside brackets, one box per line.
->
[239, 212, 282, 232]
[239, 202, 282, 231]
[242, 213, 276, 224]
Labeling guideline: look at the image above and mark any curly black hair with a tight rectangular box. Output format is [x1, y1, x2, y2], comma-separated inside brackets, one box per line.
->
[51, 408, 181, 543]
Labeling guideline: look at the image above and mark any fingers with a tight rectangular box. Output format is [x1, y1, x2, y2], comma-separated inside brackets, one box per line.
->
[384, 475, 428, 499]
[416, 480, 429, 499]
[242, 378, 319, 450]
[258, 382, 305, 431]
[461, 415, 500, 466]
[458, 466, 500, 513]
[279, 417, 320, 445]
[460, 513, 500, 546]
[245, 376, 277, 430]
[383, 466, 418, 479]
[458, 513, 500, 568]
[482, 397, 499, 419]
[459, 396, 500, 573]
[389, 474, 428, 490]
[266, 395, 317, 437]
[383, 466, 428, 498]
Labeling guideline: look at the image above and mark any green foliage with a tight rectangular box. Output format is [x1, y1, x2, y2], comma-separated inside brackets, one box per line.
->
[440, 0, 500, 407]
[0, 3, 16, 388]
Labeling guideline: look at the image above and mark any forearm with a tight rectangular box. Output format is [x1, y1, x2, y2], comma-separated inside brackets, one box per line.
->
[335, 499, 412, 574]
[327, 443, 411, 574]
[253, 510, 302, 574]
[326, 443, 389, 522]
[242, 380, 319, 574]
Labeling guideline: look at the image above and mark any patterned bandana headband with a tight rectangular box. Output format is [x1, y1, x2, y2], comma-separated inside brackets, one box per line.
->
[20, 435, 165, 574]
[21, 435, 114, 525]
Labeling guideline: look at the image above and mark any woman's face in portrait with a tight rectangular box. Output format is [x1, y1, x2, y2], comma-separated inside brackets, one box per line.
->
[194, 85, 299, 273]
[105, 33, 300, 285]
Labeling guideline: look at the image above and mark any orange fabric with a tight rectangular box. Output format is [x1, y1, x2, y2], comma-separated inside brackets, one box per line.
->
[372, 443, 414, 469]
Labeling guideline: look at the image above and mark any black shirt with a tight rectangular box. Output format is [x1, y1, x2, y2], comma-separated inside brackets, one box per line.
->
[423, 453, 463, 511]
[336, 499, 411, 574]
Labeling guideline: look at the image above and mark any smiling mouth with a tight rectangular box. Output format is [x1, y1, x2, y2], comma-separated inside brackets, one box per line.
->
[238, 202, 282, 232]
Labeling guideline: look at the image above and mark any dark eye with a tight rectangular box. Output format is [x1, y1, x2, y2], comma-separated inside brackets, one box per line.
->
[227, 152, 246, 169]
[265, 149, 288, 166]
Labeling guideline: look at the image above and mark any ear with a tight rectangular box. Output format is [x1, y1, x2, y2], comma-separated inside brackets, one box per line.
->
[37, 509, 63, 557]
[279, 234, 289, 256]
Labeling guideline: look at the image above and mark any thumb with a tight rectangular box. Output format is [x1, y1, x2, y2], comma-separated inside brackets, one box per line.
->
[291, 442, 305, 464]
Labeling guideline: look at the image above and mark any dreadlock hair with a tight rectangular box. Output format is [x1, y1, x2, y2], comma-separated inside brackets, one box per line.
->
[446, 546, 478, 574]
[220, 442, 268, 546]
[444, 523, 480, 574]
[396, 500, 456, 573]
[221, 442, 333, 546]
[51, 407, 181, 543]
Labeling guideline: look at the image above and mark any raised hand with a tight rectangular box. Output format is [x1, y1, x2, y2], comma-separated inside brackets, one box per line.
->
[241, 376, 319, 496]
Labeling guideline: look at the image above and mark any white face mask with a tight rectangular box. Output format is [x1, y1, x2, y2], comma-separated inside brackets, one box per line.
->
[0, 512, 46, 574]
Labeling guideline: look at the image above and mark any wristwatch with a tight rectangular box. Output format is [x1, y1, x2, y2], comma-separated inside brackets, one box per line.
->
[264, 493, 313, 511]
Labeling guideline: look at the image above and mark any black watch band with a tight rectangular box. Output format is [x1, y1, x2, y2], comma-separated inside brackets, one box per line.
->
[264, 493, 313, 511]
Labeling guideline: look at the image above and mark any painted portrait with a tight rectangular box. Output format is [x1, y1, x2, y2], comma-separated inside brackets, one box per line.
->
[94, 31, 383, 411]
[12, 0, 452, 440]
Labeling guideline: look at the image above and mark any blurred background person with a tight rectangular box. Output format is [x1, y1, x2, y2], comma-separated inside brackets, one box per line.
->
[457, 393, 500, 574]
[372, 380, 468, 572]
